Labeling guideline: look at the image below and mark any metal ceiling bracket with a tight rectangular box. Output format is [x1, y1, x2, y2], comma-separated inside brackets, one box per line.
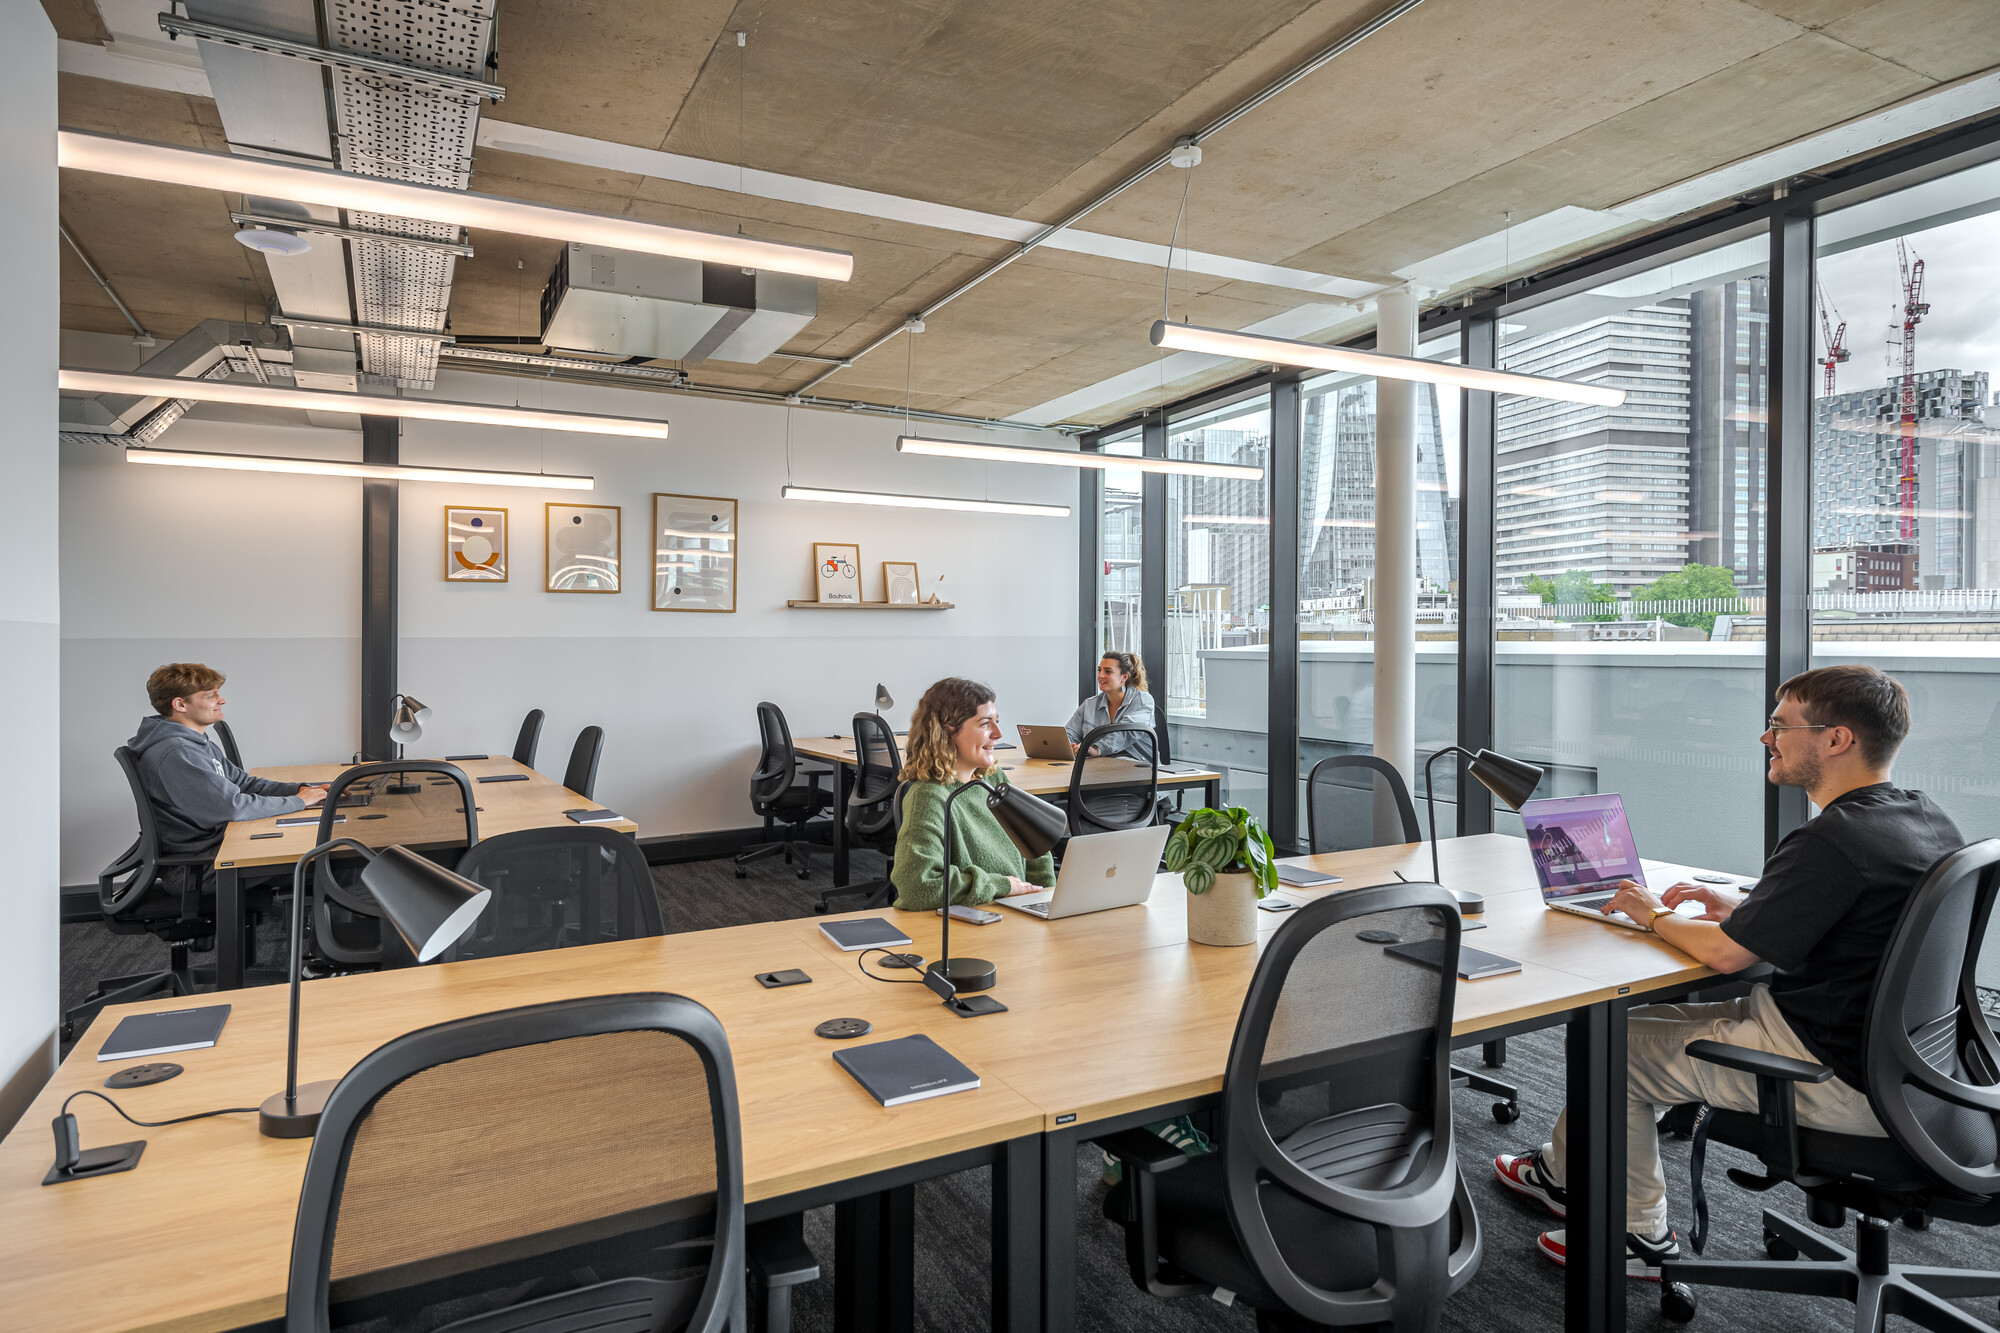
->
[230, 213, 474, 258]
[157, 13, 505, 103]
[272, 316, 455, 343]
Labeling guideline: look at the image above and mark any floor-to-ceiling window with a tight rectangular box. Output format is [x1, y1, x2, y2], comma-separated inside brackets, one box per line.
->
[1164, 391, 1271, 822]
[1491, 237, 1772, 874]
[1095, 429, 1144, 658]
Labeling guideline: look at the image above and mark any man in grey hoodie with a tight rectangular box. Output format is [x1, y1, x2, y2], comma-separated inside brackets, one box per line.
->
[128, 663, 327, 855]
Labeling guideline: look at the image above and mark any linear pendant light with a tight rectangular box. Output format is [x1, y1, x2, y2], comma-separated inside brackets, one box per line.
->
[1150, 319, 1626, 407]
[61, 369, 670, 440]
[897, 434, 1263, 480]
[57, 131, 854, 283]
[781, 485, 1070, 518]
[126, 449, 592, 490]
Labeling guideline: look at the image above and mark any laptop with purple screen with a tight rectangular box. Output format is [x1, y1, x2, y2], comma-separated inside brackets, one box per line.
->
[1519, 793, 1662, 930]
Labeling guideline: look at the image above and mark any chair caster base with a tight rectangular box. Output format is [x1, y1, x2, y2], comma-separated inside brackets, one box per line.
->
[1492, 1101, 1519, 1124]
[1660, 1281, 1696, 1323]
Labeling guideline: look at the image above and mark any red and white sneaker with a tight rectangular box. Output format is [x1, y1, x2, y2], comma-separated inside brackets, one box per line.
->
[1493, 1149, 1568, 1218]
[1536, 1227, 1680, 1280]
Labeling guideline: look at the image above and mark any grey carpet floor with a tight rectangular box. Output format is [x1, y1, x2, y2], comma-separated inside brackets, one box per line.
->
[60, 846, 2000, 1331]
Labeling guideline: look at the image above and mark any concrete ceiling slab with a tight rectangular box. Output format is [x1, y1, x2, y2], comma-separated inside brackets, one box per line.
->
[1823, 0, 2000, 83]
[56, 70, 226, 148]
[39, 0, 110, 44]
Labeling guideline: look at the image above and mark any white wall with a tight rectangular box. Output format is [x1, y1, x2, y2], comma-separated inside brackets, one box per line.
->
[2, 4, 60, 1137]
[61, 347, 1079, 882]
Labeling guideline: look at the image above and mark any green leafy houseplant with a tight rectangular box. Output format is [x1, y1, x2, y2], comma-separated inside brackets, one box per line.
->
[1163, 806, 1278, 897]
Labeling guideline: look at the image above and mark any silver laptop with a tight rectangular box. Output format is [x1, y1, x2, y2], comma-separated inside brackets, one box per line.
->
[1015, 724, 1076, 761]
[1522, 793, 1689, 931]
[998, 824, 1172, 920]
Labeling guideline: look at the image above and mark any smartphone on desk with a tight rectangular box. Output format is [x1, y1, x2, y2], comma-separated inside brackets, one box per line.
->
[937, 905, 1002, 925]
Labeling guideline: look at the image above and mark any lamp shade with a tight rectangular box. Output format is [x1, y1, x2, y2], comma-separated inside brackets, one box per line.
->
[875, 684, 894, 711]
[1466, 749, 1544, 811]
[987, 783, 1068, 860]
[357, 845, 492, 962]
[391, 694, 431, 741]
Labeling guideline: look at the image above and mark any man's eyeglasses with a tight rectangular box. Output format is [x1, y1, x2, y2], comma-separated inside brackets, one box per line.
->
[1764, 718, 1829, 734]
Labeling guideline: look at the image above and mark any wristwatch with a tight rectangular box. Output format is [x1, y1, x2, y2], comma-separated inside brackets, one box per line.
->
[1647, 906, 1676, 931]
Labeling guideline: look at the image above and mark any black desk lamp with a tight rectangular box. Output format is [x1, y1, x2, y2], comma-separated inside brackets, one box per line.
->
[927, 777, 1067, 1010]
[875, 684, 894, 715]
[260, 839, 491, 1137]
[1421, 746, 1544, 915]
[386, 694, 432, 794]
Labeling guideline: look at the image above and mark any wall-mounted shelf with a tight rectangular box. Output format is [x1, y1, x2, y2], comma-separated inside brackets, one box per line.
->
[786, 600, 954, 610]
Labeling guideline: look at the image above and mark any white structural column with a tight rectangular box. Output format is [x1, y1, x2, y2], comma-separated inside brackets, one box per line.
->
[1372, 286, 1418, 844]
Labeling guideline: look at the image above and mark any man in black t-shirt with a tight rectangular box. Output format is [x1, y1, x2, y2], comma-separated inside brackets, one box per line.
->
[1492, 664, 1963, 1278]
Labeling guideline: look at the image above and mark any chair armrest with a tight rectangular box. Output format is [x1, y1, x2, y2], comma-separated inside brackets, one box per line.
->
[157, 853, 216, 868]
[1091, 1128, 1188, 1175]
[1686, 1040, 1833, 1084]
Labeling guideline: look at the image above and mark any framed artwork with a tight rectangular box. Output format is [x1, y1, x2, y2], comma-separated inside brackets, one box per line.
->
[445, 506, 507, 582]
[814, 542, 862, 603]
[546, 503, 621, 593]
[654, 494, 737, 612]
[883, 561, 921, 605]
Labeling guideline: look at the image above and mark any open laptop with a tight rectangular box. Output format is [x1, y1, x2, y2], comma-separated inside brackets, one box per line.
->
[1521, 793, 1700, 931]
[1015, 724, 1076, 761]
[998, 824, 1172, 920]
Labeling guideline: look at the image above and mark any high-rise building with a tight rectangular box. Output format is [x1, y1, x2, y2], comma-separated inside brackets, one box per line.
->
[1495, 300, 1693, 593]
[1686, 279, 1770, 584]
[1813, 369, 1994, 589]
[1297, 380, 1454, 601]
[1169, 426, 1271, 629]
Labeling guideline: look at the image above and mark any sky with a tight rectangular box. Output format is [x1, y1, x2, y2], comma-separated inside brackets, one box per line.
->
[1817, 209, 2000, 399]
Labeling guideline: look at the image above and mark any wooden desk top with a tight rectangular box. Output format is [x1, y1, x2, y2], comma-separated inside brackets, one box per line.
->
[214, 756, 636, 871]
[0, 833, 1720, 1332]
[790, 735, 1221, 800]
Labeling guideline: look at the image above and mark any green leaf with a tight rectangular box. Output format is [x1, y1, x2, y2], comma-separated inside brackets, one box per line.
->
[1256, 830, 1279, 897]
[1162, 828, 1191, 871]
[1195, 836, 1236, 870]
[1183, 861, 1215, 894]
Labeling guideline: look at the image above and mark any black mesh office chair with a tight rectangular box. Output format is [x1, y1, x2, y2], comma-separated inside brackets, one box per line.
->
[65, 746, 221, 1041]
[447, 826, 663, 960]
[1304, 754, 1519, 1123]
[1659, 839, 2000, 1329]
[1094, 884, 1482, 1329]
[735, 703, 830, 880]
[212, 719, 244, 770]
[303, 762, 478, 972]
[563, 726, 604, 801]
[814, 713, 902, 914]
[513, 709, 545, 769]
[1067, 722, 1162, 836]
[284, 993, 743, 1333]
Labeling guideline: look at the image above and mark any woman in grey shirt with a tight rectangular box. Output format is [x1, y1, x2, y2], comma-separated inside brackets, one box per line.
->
[1065, 651, 1158, 757]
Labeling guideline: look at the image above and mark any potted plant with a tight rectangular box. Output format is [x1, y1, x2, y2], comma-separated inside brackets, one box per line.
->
[1163, 805, 1278, 946]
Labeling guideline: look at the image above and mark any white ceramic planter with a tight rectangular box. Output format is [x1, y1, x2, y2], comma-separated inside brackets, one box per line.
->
[1186, 870, 1259, 947]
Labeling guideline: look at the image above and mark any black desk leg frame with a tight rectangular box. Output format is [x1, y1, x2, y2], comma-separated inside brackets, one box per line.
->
[216, 864, 245, 991]
[831, 763, 851, 889]
[1567, 997, 1629, 1333]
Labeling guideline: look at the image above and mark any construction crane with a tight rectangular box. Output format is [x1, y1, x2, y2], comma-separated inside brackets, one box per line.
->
[1815, 279, 1849, 396]
[1894, 238, 1928, 541]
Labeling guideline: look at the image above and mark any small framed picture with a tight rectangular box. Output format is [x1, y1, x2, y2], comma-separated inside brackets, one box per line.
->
[883, 561, 921, 605]
[814, 543, 862, 603]
[654, 494, 737, 612]
[546, 503, 621, 593]
[445, 506, 507, 582]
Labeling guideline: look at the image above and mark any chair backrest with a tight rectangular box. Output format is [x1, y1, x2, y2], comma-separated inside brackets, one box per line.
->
[565, 726, 605, 801]
[748, 704, 799, 812]
[512, 709, 545, 768]
[447, 826, 663, 961]
[100, 746, 169, 917]
[286, 993, 743, 1333]
[1864, 838, 2000, 1199]
[1067, 723, 1160, 836]
[307, 762, 479, 968]
[212, 719, 243, 770]
[847, 713, 902, 842]
[1217, 882, 1470, 1327]
[1305, 755, 1421, 854]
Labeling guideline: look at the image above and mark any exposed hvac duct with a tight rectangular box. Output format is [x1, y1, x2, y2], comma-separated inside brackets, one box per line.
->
[58, 319, 295, 446]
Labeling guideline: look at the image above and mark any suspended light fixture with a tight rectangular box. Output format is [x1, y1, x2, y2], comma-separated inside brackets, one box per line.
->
[1149, 319, 1626, 407]
[781, 485, 1069, 518]
[125, 449, 593, 491]
[896, 435, 1262, 480]
[58, 131, 854, 283]
[60, 369, 669, 440]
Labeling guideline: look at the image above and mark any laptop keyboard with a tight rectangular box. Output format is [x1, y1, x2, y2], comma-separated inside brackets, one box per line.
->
[1019, 901, 1051, 917]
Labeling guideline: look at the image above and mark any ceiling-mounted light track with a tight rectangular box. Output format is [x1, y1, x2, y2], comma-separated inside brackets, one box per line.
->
[58, 131, 855, 283]
[781, 485, 1070, 518]
[897, 435, 1262, 480]
[125, 449, 592, 491]
[60, 368, 671, 439]
[230, 212, 474, 258]
[1150, 320, 1626, 407]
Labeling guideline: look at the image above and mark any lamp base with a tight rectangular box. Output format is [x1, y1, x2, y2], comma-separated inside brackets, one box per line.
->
[386, 781, 421, 795]
[927, 957, 996, 993]
[259, 1079, 337, 1138]
[1454, 889, 1485, 915]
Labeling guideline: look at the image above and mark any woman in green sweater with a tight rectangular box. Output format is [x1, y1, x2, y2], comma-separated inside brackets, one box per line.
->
[891, 677, 1056, 910]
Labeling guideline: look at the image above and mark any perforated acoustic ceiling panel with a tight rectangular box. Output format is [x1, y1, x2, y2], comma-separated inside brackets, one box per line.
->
[330, 0, 497, 389]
